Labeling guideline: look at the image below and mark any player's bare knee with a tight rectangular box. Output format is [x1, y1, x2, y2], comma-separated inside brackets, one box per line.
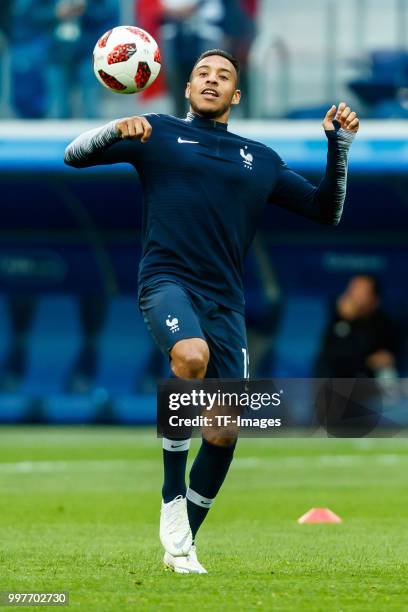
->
[171, 338, 209, 379]
[203, 422, 238, 447]
[203, 429, 238, 448]
[172, 351, 208, 379]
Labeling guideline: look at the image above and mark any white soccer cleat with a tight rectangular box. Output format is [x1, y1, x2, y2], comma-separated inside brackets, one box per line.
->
[163, 545, 208, 574]
[160, 495, 192, 556]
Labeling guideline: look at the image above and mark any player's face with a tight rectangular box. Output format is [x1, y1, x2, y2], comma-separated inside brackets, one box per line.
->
[185, 56, 241, 121]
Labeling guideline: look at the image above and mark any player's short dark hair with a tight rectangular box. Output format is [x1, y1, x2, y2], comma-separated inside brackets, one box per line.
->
[190, 49, 240, 84]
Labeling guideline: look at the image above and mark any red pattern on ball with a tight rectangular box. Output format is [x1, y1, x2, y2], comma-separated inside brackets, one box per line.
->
[107, 43, 137, 65]
[97, 29, 112, 48]
[98, 70, 126, 91]
[154, 47, 161, 64]
[126, 26, 150, 43]
[135, 61, 151, 89]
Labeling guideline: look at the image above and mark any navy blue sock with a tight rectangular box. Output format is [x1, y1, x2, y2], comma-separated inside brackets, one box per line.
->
[162, 438, 190, 503]
[186, 437, 236, 539]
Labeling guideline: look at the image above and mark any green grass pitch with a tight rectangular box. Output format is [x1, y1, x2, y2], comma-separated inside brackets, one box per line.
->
[1, 427, 408, 611]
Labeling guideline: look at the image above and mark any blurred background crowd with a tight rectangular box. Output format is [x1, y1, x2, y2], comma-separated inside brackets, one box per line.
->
[0, 0, 256, 119]
[2, 0, 408, 119]
[0, 1, 408, 425]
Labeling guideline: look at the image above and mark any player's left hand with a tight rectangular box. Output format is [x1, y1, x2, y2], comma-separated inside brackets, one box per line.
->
[323, 102, 360, 133]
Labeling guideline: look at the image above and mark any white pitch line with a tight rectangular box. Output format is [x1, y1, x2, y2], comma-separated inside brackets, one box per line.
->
[233, 454, 406, 469]
[0, 454, 405, 474]
[0, 460, 156, 473]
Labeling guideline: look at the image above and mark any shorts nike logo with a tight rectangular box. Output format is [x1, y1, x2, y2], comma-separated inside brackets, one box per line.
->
[177, 137, 199, 144]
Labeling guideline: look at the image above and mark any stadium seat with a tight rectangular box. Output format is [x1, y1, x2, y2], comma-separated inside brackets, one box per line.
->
[20, 296, 80, 395]
[349, 50, 408, 105]
[94, 296, 158, 394]
[0, 295, 11, 368]
[0, 393, 31, 423]
[44, 394, 98, 424]
[115, 394, 156, 425]
[273, 296, 327, 377]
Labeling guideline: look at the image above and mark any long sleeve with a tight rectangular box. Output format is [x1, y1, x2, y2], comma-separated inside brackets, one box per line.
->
[64, 120, 138, 168]
[268, 127, 355, 225]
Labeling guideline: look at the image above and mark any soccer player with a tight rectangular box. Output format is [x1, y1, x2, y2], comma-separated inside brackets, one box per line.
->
[64, 49, 359, 574]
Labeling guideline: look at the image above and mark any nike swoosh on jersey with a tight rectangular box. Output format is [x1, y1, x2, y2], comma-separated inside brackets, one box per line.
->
[177, 137, 199, 144]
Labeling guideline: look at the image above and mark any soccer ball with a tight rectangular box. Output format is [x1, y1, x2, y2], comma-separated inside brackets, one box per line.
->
[93, 26, 161, 94]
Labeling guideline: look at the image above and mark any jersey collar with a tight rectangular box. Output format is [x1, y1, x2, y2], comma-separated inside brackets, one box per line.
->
[185, 112, 228, 131]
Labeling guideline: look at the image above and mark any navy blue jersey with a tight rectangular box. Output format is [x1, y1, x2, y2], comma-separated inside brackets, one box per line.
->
[65, 112, 354, 313]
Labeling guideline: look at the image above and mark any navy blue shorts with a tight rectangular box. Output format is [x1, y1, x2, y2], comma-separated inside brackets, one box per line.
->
[139, 280, 249, 378]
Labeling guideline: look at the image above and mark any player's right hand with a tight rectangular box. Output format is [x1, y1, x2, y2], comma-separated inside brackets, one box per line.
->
[116, 116, 152, 143]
